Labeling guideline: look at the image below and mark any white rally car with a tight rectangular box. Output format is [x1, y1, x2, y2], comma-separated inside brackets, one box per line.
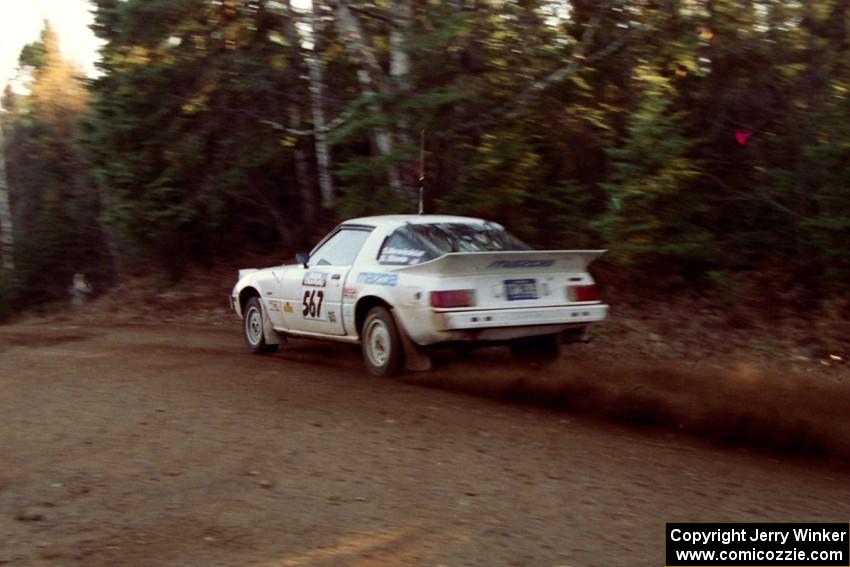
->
[231, 215, 608, 376]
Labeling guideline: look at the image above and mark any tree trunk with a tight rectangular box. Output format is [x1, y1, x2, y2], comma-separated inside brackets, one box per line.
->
[246, 184, 294, 250]
[389, 0, 416, 194]
[96, 181, 122, 280]
[287, 100, 317, 230]
[305, 0, 335, 210]
[357, 70, 403, 195]
[0, 120, 15, 273]
[389, 0, 412, 93]
[268, 206, 295, 251]
[331, 0, 405, 198]
[332, 0, 390, 92]
[282, 0, 322, 222]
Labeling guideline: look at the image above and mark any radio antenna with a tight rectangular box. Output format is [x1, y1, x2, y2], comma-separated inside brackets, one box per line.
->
[418, 129, 425, 215]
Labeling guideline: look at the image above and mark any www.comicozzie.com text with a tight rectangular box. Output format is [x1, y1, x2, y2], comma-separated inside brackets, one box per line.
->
[670, 527, 848, 546]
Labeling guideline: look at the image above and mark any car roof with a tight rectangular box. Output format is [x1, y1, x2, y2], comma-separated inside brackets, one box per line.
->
[342, 214, 489, 229]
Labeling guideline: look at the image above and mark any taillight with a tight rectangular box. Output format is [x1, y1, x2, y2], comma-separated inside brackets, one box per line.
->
[430, 290, 475, 308]
[568, 284, 599, 302]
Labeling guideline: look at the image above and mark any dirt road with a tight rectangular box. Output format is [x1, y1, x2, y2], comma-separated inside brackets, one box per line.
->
[1, 321, 849, 566]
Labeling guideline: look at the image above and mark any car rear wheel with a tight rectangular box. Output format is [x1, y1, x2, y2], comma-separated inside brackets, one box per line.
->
[243, 297, 278, 354]
[361, 306, 403, 377]
[509, 333, 560, 361]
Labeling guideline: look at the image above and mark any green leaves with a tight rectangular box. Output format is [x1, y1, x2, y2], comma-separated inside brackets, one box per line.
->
[598, 65, 707, 265]
[2, 0, 848, 300]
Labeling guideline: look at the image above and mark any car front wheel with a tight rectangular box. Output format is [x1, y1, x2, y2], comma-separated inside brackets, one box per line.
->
[243, 297, 278, 354]
[361, 306, 403, 376]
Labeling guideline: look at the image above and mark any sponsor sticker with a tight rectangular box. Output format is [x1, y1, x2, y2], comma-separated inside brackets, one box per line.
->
[357, 272, 399, 287]
[283, 301, 293, 314]
[268, 300, 281, 311]
[328, 311, 336, 323]
[343, 287, 358, 298]
[488, 259, 555, 269]
[302, 271, 328, 287]
[379, 247, 426, 266]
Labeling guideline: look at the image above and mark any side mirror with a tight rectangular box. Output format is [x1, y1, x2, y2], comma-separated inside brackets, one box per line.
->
[295, 252, 309, 267]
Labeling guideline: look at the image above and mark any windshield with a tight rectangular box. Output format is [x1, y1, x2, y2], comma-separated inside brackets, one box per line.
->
[378, 222, 531, 266]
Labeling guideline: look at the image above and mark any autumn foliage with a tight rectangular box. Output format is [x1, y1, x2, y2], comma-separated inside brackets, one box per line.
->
[1, 1, 850, 316]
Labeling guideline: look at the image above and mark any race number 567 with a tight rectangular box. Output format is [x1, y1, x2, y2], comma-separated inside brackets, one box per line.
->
[302, 289, 324, 319]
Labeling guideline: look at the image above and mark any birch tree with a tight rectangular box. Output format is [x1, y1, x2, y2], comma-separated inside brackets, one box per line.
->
[329, 0, 406, 198]
[305, 0, 335, 210]
[388, 0, 416, 190]
[282, 0, 318, 224]
[0, 116, 14, 273]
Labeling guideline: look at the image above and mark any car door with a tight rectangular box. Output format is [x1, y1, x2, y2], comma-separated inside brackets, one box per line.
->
[280, 227, 372, 336]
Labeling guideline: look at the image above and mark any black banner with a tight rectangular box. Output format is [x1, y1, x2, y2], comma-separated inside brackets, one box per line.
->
[666, 523, 850, 566]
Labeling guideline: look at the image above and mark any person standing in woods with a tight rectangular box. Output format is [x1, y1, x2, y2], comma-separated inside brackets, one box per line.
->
[68, 273, 92, 307]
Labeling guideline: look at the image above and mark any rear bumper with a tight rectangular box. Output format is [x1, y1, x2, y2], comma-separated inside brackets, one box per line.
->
[439, 303, 608, 331]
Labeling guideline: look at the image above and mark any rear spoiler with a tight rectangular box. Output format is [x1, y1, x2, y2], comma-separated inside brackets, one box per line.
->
[393, 250, 605, 276]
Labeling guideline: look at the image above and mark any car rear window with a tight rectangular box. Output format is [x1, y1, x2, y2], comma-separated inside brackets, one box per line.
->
[378, 223, 530, 266]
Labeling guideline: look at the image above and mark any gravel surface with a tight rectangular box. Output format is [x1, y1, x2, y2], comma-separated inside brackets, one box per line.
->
[1, 320, 849, 566]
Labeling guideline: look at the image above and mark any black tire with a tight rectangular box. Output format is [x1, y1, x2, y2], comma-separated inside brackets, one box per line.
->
[509, 333, 560, 361]
[452, 343, 477, 357]
[243, 297, 279, 354]
[361, 306, 403, 377]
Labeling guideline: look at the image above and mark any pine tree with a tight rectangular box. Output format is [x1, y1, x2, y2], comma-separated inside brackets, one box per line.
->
[0, 106, 14, 274]
[801, 91, 850, 284]
[4, 21, 109, 304]
[597, 65, 709, 266]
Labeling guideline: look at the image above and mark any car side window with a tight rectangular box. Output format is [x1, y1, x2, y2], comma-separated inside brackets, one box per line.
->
[310, 229, 371, 266]
[378, 228, 433, 266]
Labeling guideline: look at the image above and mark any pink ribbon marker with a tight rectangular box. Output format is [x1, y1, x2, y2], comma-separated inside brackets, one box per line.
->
[735, 130, 753, 146]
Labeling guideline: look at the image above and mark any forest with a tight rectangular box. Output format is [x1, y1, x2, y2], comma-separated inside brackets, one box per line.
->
[1, 0, 849, 320]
